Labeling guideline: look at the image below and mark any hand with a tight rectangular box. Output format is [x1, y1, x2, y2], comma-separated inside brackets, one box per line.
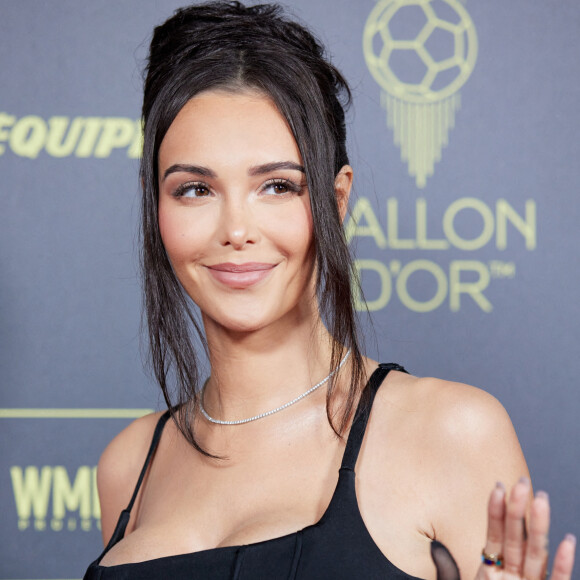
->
[478, 478, 575, 579]
[431, 478, 576, 580]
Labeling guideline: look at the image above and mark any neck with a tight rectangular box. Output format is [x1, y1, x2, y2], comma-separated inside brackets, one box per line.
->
[201, 312, 340, 423]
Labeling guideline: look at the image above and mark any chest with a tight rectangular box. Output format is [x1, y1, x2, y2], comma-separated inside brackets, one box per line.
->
[136, 429, 343, 549]
[100, 429, 437, 580]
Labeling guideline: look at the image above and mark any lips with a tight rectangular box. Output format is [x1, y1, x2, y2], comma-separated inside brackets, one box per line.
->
[206, 262, 276, 288]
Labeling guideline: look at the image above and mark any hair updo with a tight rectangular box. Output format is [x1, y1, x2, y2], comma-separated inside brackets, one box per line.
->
[140, 1, 365, 454]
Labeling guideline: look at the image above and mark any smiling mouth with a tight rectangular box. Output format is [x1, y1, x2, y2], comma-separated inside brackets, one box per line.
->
[208, 262, 275, 273]
[206, 262, 276, 288]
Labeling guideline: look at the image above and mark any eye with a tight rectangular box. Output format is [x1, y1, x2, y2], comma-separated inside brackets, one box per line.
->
[261, 179, 303, 196]
[173, 181, 211, 198]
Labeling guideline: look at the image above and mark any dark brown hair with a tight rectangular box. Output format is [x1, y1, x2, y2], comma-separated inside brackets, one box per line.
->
[140, 1, 365, 454]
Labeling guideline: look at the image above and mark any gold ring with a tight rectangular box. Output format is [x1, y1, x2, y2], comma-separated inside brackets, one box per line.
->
[481, 549, 502, 567]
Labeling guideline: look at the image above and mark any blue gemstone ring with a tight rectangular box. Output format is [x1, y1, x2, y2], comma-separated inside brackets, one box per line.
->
[481, 549, 503, 567]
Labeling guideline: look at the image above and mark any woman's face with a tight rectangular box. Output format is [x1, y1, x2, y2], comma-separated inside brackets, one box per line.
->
[157, 90, 316, 334]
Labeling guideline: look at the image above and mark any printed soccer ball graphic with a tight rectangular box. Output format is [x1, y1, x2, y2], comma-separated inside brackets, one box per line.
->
[363, 0, 478, 103]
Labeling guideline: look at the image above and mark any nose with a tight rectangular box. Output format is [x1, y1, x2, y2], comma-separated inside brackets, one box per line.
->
[219, 196, 259, 249]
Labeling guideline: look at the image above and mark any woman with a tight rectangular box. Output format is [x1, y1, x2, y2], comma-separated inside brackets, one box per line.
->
[84, 2, 575, 579]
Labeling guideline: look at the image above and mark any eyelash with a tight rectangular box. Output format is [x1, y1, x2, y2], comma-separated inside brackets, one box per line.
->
[172, 181, 210, 198]
[171, 178, 304, 198]
[261, 178, 303, 196]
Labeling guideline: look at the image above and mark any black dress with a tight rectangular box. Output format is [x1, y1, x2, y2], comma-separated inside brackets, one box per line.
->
[84, 363, 430, 579]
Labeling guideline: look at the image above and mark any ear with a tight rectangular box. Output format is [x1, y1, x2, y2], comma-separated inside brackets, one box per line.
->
[334, 164, 353, 222]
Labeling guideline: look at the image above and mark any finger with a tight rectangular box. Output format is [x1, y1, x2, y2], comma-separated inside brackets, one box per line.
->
[550, 534, 577, 580]
[482, 481, 506, 564]
[502, 476, 531, 576]
[523, 491, 550, 580]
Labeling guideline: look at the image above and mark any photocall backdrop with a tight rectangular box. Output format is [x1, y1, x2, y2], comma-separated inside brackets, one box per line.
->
[1, 1, 579, 578]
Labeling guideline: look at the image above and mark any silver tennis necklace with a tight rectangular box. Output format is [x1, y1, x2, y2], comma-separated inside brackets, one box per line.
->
[199, 349, 352, 425]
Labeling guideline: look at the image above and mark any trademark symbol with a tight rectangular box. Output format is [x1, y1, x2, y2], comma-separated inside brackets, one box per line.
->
[489, 260, 516, 279]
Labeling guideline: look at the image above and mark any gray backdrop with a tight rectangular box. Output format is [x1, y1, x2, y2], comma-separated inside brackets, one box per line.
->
[1, 1, 579, 578]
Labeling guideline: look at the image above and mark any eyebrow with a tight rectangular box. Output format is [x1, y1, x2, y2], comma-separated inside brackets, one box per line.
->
[162, 161, 305, 182]
[248, 161, 305, 176]
[163, 164, 217, 181]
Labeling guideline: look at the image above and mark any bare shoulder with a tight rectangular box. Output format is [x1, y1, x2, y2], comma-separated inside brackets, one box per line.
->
[371, 370, 529, 498]
[367, 371, 529, 577]
[376, 371, 522, 454]
[97, 411, 167, 544]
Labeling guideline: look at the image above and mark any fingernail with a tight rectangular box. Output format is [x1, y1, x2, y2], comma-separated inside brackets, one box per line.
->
[518, 476, 530, 487]
[495, 481, 505, 491]
[535, 490, 549, 500]
[565, 534, 577, 546]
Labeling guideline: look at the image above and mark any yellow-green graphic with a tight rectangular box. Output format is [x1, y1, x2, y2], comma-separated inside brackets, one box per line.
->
[363, 0, 478, 188]
[11, 465, 101, 532]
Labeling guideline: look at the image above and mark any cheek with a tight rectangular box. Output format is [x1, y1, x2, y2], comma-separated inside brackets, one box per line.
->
[158, 203, 206, 266]
[264, 199, 314, 258]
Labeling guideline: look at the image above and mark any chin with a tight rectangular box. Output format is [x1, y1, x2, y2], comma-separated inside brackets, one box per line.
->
[203, 306, 274, 334]
[215, 317, 273, 335]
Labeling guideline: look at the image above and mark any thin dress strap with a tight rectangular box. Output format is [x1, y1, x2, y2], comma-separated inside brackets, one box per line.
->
[340, 363, 407, 471]
[99, 410, 171, 558]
